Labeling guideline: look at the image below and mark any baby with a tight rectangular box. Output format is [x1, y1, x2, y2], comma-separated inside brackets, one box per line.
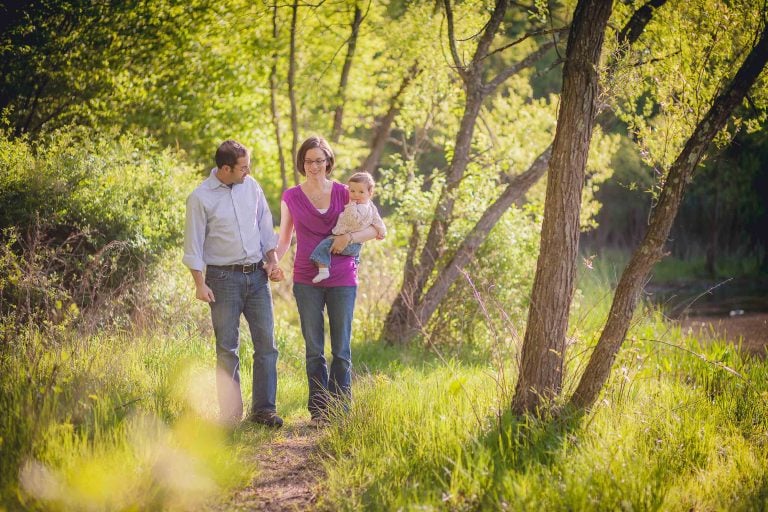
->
[310, 171, 386, 283]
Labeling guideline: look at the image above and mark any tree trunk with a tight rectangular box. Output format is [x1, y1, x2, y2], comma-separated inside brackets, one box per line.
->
[511, 0, 614, 416]
[288, 0, 300, 185]
[358, 62, 421, 173]
[382, 88, 485, 343]
[569, 24, 768, 410]
[331, 3, 363, 143]
[269, 2, 289, 193]
[383, 0, 512, 345]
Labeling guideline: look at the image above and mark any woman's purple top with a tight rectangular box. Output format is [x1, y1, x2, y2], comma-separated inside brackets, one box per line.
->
[283, 182, 357, 287]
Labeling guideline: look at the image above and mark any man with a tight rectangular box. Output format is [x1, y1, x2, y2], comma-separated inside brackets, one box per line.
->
[183, 139, 283, 427]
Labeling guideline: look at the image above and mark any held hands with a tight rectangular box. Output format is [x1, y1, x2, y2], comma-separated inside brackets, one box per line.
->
[269, 267, 285, 282]
[264, 262, 285, 282]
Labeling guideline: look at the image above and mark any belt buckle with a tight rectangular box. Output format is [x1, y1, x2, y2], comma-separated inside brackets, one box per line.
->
[242, 263, 255, 274]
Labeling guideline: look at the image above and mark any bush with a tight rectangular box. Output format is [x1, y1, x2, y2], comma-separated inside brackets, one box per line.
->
[0, 128, 197, 331]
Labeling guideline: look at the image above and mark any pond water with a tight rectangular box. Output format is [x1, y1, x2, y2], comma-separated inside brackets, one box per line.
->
[645, 277, 768, 319]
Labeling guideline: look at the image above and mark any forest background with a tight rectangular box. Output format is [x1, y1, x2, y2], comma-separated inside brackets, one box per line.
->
[1, 0, 768, 510]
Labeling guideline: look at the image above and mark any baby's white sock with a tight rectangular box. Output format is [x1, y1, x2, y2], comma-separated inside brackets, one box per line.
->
[312, 268, 330, 283]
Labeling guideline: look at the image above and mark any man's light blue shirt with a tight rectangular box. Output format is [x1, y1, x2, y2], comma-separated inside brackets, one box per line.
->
[183, 168, 278, 271]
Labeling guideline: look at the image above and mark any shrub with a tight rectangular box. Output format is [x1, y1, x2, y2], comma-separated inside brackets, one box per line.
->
[0, 128, 197, 331]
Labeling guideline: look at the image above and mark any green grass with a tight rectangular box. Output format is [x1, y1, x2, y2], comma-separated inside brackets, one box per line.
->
[2, 255, 768, 511]
[315, 312, 768, 511]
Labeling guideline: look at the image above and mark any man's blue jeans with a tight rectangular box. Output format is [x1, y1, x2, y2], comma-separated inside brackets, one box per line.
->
[292, 283, 357, 418]
[310, 237, 362, 267]
[206, 266, 278, 422]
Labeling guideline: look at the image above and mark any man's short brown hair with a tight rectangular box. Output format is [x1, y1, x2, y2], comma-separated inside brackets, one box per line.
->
[215, 140, 248, 168]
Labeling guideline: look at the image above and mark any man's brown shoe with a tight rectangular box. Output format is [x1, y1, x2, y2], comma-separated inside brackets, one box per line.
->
[248, 410, 284, 428]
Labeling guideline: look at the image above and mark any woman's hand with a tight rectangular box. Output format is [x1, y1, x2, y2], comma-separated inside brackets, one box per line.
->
[330, 233, 351, 254]
[269, 267, 285, 282]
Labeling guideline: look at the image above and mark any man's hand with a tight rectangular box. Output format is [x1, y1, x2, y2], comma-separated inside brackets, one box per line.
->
[269, 267, 285, 282]
[265, 262, 284, 282]
[195, 283, 215, 303]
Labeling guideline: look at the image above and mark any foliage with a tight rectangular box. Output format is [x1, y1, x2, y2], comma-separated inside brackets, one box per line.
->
[428, 204, 543, 347]
[669, 127, 768, 270]
[0, 129, 196, 329]
[0, 0, 211, 139]
[610, 0, 768, 175]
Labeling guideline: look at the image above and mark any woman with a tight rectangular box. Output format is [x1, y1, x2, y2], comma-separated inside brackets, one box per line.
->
[275, 135, 378, 424]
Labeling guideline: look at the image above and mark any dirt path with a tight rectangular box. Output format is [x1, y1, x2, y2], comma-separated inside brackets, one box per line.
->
[214, 421, 324, 511]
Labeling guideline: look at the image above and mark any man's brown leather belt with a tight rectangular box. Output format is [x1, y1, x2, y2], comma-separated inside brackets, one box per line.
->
[207, 262, 264, 273]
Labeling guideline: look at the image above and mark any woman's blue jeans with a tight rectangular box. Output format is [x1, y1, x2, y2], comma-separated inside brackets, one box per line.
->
[206, 266, 278, 422]
[292, 283, 357, 418]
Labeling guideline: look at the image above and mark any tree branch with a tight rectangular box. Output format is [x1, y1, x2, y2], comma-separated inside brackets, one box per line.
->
[485, 37, 559, 93]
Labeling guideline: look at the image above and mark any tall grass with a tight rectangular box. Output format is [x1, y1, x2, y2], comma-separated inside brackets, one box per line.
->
[0, 256, 314, 510]
[3, 243, 767, 511]
[0, 319, 249, 510]
[314, 263, 768, 511]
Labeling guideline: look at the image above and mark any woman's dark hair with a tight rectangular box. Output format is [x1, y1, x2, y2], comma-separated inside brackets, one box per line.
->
[215, 140, 248, 168]
[296, 136, 335, 176]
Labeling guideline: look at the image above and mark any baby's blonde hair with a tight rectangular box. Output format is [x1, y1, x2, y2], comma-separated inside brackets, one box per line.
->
[348, 171, 375, 192]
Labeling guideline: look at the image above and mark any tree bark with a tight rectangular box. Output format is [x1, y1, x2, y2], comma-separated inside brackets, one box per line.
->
[331, 3, 363, 143]
[269, 2, 289, 193]
[617, 0, 667, 48]
[511, 0, 614, 416]
[569, 23, 768, 410]
[288, 0, 300, 185]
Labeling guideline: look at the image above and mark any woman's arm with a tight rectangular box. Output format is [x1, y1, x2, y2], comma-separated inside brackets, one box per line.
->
[275, 200, 294, 261]
[330, 225, 378, 253]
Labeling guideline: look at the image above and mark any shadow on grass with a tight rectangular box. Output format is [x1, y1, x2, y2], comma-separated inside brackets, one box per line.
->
[488, 406, 584, 470]
[469, 406, 586, 507]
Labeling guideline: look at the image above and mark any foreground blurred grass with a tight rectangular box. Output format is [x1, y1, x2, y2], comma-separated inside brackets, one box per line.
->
[2, 248, 767, 510]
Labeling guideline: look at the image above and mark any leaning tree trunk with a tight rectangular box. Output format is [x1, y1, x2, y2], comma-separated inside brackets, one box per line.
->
[414, 145, 552, 329]
[288, 0, 300, 185]
[511, 0, 614, 416]
[331, 3, 363, 143]
[569, 24, 768, 410]
[269, 1, 289, 193]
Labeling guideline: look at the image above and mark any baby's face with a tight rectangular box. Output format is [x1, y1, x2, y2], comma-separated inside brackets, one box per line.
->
[349, 182, 372, 204]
